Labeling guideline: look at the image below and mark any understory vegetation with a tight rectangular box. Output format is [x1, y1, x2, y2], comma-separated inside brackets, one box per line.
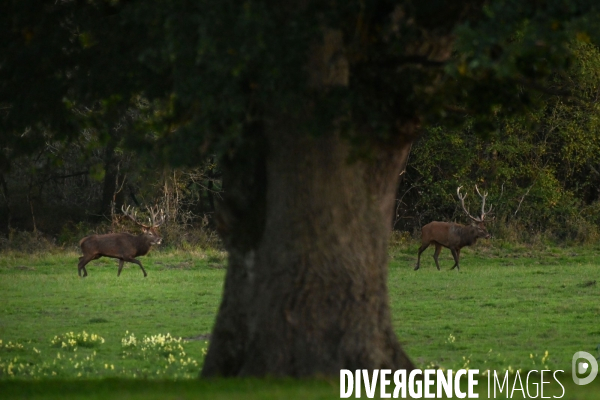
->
[2, 43, 600, 248]
[394, 42, 600, 245]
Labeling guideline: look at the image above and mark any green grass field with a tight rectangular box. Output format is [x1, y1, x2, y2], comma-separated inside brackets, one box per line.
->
[1, 243, 599, 398]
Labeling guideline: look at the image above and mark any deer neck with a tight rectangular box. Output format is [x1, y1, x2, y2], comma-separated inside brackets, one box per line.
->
[135, 233, 153, 255]
[460, 225, 479, 247]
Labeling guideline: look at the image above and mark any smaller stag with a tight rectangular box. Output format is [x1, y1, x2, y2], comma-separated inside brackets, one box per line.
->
[414, 186, 492, 271]
[77, 206, 165, 277]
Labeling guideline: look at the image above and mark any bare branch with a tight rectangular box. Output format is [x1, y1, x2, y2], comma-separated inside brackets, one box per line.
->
[514, 185, 533, 217]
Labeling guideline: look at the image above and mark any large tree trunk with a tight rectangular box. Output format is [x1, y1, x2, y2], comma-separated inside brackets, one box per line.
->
[202, 118, 416, 377]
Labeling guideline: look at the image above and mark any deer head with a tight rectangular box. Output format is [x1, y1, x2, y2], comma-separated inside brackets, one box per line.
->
[121, 205, 166, 245]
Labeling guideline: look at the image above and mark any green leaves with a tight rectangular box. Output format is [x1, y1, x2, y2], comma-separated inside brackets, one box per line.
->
[2, 0, 600, 172]
[401, 42, 600, 241]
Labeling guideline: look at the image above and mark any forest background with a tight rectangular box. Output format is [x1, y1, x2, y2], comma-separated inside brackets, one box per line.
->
[1, 41, 599, 250]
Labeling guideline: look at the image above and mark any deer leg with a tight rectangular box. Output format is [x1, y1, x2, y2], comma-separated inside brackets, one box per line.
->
[125, 258, 147, 277]
[117, 259, 125, 277]
[450, 248, 460, 271]
[414, 243, 430, 270]
[432, 244, 442, 271]
[77, 256, 92, 278]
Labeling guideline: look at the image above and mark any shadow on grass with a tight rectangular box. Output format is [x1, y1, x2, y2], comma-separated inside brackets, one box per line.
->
[2, 372, 600, 400]
[0, 378, 339, 400]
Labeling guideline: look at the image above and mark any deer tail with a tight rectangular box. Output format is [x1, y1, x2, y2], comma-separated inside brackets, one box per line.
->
[79, 236, 90, 247]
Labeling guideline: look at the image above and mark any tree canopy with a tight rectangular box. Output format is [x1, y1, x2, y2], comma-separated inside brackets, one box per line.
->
[2, 1, 598, 164]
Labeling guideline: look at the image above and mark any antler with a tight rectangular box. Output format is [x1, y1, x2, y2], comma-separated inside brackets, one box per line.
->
[122, 205, 149, 229]
[474, 185, 493, 221]
[457, 186, 482, 222]
[121, 205, 166, 228]
[147, 205, 166, 227]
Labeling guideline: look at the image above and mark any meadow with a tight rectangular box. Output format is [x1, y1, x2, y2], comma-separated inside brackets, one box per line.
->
[0, 242, 599, 398]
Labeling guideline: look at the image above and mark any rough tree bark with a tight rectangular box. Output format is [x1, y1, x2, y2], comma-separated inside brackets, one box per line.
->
[200, 22, 422, 377]
[202, 116, 417, 376]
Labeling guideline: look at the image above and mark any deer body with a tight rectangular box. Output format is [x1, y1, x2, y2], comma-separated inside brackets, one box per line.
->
[414, 186, 492, 271]
[77, 206, 164, 278]
[414, 221, 490, 271]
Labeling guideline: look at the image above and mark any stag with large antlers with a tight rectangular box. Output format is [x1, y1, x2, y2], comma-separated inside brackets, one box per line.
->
[77, 206, 165, 277]
[414, 186, 492, 271]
